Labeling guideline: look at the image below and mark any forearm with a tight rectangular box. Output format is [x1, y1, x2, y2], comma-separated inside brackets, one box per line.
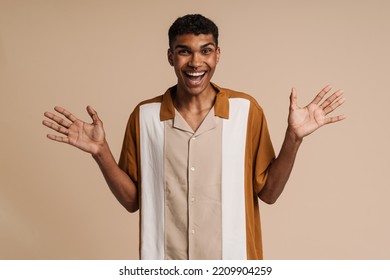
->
[92, 141, 138, 212]
[259, 127, 302, 204]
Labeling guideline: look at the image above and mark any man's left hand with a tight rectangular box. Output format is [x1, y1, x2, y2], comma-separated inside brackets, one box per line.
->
[288, 84, 346, 140]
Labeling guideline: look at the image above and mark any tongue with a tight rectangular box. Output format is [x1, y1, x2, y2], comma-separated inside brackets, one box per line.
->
[187, 75, 203, 86]
[190, 75, 202, 81]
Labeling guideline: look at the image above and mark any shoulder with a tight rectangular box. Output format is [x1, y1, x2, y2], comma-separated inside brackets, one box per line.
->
[129, 91, 167, 119]
[217, 85, 264, 113]
[123, 96, 163, 129]
[127, 86, 175, 124]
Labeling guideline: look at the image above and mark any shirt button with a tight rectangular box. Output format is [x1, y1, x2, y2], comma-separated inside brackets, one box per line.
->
[191, 197, 195, 202]
[192, 136, 196, 140]
[190, 167, 195, 171]
[191, 229, 195, 235]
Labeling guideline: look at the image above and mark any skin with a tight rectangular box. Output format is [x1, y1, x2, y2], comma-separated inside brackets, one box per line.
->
[42, 33, 346, 211]
[43, 105, 139, 212]
[259, 85, 346, 204]
[167, 33, 220, 131]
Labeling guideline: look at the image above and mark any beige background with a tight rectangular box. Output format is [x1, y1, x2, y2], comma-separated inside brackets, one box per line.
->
[1, 0, 389, 259]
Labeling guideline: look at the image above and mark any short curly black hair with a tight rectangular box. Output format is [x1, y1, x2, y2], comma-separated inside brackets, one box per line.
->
[168, 14, 219, 48]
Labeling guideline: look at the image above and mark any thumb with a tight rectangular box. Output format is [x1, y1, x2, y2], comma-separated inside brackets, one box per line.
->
[290, 87, 298, 110]
[86, 105, 101, 124]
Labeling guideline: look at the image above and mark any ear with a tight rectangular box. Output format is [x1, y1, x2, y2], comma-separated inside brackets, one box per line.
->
[167, 49, 174, 66]
[216, 47, 221, 64]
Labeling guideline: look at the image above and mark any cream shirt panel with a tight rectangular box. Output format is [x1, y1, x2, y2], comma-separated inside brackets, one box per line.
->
[164, 107, 222, 260]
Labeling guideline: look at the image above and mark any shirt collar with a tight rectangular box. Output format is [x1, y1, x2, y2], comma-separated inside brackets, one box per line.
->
[159, 83, 230, 121]
[172, 107, 217, 135]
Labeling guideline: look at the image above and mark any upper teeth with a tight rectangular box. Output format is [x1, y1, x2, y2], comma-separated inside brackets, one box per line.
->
[187, 72, 205, 77]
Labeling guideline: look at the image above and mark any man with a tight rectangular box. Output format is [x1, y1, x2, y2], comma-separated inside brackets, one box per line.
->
[42, 14, 346, 260]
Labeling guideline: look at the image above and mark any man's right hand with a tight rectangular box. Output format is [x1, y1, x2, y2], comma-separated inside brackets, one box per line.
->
[43, 106, 106, 155]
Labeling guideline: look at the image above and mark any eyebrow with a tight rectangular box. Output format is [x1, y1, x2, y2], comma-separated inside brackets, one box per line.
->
[174, 42, 216, 50]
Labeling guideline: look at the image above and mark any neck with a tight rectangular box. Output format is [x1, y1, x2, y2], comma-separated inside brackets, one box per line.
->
[174, 83, 217, 113]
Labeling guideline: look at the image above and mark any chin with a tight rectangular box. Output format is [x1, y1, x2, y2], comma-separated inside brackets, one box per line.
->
[180, 78, 213, 96]
[184, 84, 210, 96]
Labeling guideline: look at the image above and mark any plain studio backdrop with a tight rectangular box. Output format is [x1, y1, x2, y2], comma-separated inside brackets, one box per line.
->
[1, 0, 389, 259]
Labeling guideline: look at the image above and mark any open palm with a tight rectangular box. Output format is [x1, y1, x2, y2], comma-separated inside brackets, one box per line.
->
[43, 106, 106, 155]
[288, 85, 346, 139]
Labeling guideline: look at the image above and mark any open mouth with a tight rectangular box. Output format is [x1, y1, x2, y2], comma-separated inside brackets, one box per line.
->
[184, 71, 206, 86]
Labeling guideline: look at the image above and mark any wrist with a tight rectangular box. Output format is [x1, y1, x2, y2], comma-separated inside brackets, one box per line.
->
[286, 126, 303, 145]
[92, 140, 110, 160]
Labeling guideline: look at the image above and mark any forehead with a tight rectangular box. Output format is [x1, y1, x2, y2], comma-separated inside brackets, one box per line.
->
[171, 33, 217, 49]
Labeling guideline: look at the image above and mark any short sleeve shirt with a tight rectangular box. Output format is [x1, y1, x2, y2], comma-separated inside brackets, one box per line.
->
[118, 83, 275, 260]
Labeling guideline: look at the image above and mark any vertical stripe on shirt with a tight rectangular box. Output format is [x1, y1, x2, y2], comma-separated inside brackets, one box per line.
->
[139, 103, 165, 259]
[221, 98, 250, 260]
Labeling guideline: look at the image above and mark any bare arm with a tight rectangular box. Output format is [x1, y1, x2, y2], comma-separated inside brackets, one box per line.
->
[259, 85, 346, 204]
[43, 106, 138, 212]
[92, 140, 138, 213]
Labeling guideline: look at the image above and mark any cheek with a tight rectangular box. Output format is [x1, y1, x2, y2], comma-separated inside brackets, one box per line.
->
[173, 57, 185, 68]
[173, 64, 184, 77]
[206, 55, 219, 66]
[207, 59, 218, 70]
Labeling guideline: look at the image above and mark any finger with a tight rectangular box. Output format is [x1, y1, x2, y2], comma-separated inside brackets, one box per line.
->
[310, 84, 332, 105]
[46, 133, 70, 144]
[44, 111, 72, 128]
[323, 114, 347, 125]
[290, 88, 298, 110]
[54, 106, 77, 123]
[42, 119, 69, 135]
[319, 89, 344, 110]
[323, 95, 346, 115]
[86, 105, 101, 125]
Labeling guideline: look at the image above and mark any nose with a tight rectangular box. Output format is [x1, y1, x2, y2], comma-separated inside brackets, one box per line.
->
[188, 53, 202, 69]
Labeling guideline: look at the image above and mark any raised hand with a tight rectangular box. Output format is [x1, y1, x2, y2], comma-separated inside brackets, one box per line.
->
[42, 106, 106, 155]
[288, 85, 346, 139]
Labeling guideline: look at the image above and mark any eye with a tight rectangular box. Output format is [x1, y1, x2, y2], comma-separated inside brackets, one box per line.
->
[202, 48, 213, 55]
[178, 49, 190, 55]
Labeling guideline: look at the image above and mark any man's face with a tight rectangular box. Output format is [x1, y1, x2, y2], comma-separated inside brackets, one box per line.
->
[168, 33, 220, 96]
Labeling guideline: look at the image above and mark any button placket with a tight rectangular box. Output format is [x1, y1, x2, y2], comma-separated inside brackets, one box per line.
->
[188, 133, 198, 257]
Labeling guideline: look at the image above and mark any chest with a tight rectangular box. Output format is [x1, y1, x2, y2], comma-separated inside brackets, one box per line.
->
[176, 109, 210, 132]
[135, 97, 259, 260]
